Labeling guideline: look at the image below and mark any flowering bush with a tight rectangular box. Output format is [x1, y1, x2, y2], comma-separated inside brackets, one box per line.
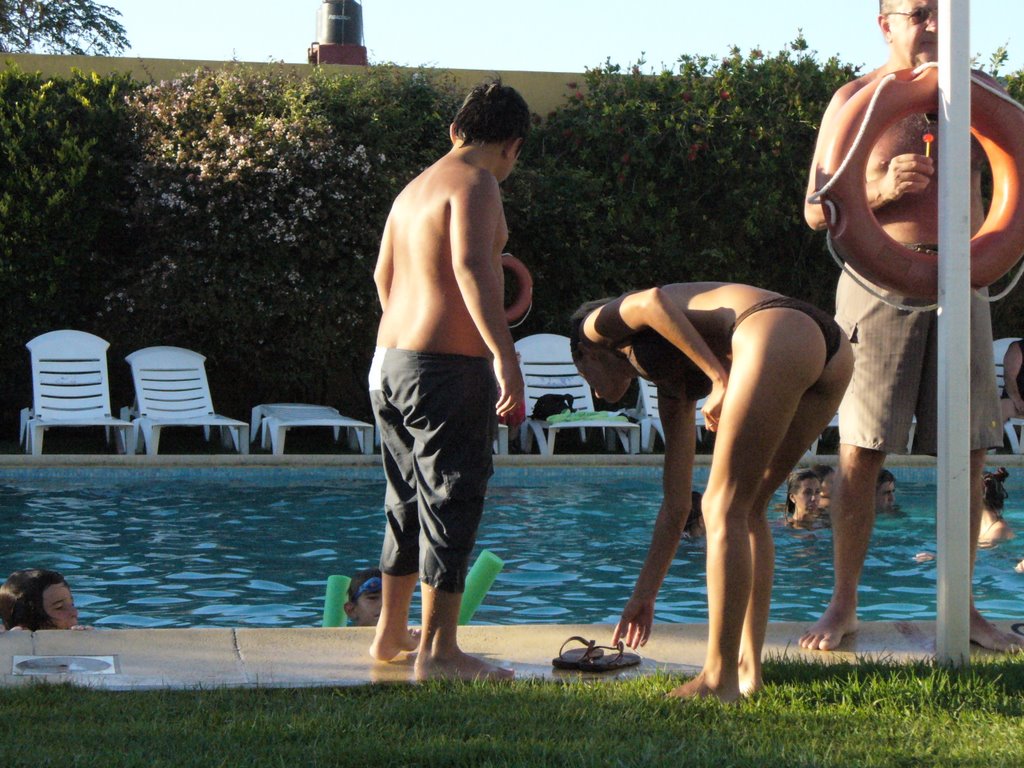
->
[3, 50, 1024, 434]
[503, 41, 860, 336]
[101, 65, 460, 418]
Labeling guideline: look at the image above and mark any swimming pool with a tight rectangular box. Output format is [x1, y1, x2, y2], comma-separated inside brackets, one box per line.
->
[1, 466, 1020, 628]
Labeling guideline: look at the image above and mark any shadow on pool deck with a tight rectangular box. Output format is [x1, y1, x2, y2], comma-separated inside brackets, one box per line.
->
[1, 620, 1020, 691]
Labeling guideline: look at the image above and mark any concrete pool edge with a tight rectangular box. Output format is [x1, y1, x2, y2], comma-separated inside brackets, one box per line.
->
[0, 621, 1020, 691]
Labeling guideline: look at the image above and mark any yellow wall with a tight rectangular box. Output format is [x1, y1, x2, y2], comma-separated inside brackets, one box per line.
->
[2, 52, 581, 118]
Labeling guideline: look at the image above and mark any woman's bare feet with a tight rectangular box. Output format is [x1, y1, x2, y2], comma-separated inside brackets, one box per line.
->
[414, 647, 514, 682]
[667, 671, 741, 703]
[799, 603, 858, 651]
[370, 627, 421, 661]
[970, 610, 1022, 652]
[738, 660, 762, 697]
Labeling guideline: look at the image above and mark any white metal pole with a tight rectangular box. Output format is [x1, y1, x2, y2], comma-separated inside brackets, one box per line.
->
[935, 0, 972, 665]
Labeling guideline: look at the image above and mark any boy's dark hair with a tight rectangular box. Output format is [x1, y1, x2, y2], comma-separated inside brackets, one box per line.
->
[877, 468, 896, 487]
[452, 79, 531, 145]
[685, 491, 704, 537]
[810, 464, 835, 481]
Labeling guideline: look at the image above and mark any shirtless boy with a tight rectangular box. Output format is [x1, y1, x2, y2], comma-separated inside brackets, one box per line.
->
[368, 80, 528, 681]
[801, 1, 1018, 652]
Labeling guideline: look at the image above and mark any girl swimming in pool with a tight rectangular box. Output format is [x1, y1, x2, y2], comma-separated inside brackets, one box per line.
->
[570, 282, 852, 702]
[0, 569, 89, 631]
[785, 469, 824, 529]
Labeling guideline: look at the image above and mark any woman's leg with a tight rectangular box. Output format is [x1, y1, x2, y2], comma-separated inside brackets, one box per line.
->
[675, 308, 851, 701]
[738, 318, 852, 693]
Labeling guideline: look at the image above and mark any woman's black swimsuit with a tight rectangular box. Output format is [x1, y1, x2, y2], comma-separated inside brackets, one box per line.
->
[733, 296, 844, 362]
[626, 296, 843, 401]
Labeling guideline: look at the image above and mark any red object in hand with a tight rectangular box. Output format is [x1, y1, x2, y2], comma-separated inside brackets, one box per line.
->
[499, 401, 526, 428]
[923, 132, 935, 157]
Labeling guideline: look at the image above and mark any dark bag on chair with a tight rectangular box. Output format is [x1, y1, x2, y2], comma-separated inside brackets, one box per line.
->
[531, 393, 575, 420]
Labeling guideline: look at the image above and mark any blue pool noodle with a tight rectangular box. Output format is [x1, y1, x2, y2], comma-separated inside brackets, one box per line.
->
[322, 574, 351, 628]
[458, 549, 504, 625]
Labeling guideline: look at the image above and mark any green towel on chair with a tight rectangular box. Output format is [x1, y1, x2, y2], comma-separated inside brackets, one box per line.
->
[546, 410, 629, 424]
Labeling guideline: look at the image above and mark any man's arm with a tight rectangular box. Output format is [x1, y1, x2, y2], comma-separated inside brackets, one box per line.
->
[449, 173, 523, 416]
[1004, 342, 1024, 413]
[612, 394, 695, 649]
[611, 287, 729, 430]
[804, 79, 934, 231]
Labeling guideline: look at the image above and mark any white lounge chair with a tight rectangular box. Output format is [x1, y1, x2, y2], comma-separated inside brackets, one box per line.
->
[123, 346, 249, 455]
[514, 333, 639, 455]
[21, 330, 135, 455]
[994, 336, 1024, 453]
[635, 378, 706, 453]
[806, 412, 840, 456]
[250, 403, 374, 455]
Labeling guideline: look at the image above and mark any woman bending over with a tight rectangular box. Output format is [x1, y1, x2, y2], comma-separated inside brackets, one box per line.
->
[571, 283, 852, 702]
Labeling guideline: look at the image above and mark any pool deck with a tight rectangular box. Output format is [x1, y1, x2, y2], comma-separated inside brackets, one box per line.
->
[2, 452, 1022, 690]
[1, 620, 1021, 690]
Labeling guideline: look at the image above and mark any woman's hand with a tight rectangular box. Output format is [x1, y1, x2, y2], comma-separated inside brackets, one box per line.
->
[701, 379, 727, 432]
[612, 596, 655, 650]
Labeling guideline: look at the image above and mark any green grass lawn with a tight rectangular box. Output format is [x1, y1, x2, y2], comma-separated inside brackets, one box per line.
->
[2, 659, 1023, 767]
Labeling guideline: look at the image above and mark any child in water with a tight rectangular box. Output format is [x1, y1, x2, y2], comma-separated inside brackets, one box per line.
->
[0, 569, 89, 631]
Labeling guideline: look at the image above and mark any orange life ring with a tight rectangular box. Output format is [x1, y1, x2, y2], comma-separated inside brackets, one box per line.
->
[818, 65, 1024, 299]
[501, 253, 533, 323]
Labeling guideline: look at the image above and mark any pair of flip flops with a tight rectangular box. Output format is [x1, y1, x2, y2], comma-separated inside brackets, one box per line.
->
[552, 636, 641, 672]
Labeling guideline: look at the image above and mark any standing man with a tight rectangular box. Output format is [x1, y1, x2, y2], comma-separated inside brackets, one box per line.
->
[368, 80, 529, 680]
[801, 1, 1018, 652]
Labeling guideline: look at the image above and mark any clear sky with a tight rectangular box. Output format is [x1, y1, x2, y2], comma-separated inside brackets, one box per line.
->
[108, 1, 1024, 76]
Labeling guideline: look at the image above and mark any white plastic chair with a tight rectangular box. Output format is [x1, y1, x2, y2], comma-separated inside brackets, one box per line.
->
[250, 403, 374, 455]
[635, 379, 706, 453]
[21, 330, 135, 455]
[123, 346, 249, 455]
[514, 333, 639, 455]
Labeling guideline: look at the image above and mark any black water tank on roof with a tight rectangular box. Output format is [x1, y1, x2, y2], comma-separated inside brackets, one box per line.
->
[317, 0, 364, 46]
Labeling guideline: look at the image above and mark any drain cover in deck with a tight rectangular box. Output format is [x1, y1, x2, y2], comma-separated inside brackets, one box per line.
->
[12, 655, 117, 675]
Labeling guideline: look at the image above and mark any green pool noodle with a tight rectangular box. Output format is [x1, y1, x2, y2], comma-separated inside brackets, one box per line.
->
[459, 550, 504, 625]
[322, 574, 351, 628]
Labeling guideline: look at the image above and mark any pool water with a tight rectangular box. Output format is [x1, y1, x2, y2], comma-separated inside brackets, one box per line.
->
[1, 467, 1021, 628]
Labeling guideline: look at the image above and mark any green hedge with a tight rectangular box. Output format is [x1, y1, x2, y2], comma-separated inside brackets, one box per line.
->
[2, 49, 1024, 437]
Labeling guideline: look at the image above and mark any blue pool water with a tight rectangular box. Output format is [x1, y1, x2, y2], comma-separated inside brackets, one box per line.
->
[0, 466, 1021, 628]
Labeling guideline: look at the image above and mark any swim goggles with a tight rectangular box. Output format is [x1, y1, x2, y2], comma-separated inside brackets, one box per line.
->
[352, 576, 382, 601]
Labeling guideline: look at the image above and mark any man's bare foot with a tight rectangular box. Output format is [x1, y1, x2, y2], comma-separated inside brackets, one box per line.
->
[370, 627, 421, 661]
[414, 648, 514, 682]
[799, 604, 857, 651]
[667, 672, 740, 703]
[970, 610, 1022, 652]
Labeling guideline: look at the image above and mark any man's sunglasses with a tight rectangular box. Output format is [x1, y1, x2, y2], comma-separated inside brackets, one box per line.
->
[886, 7, 937, 26]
